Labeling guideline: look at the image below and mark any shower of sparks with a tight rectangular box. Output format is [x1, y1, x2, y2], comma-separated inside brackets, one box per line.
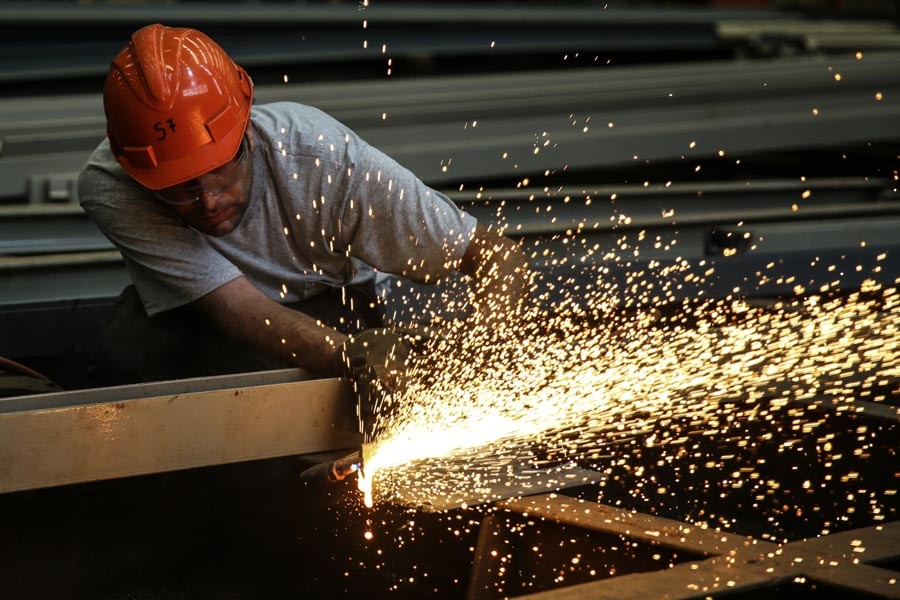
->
[359, 264, 899, 512]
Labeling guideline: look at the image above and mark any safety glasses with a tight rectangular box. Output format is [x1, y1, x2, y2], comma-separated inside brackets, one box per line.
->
[153, 138, 248, 206]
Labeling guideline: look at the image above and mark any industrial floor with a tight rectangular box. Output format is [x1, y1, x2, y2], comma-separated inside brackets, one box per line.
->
[1, 453, 483, 600]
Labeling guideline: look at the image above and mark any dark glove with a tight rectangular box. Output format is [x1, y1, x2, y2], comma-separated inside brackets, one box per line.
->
[330, 327, 427, 440]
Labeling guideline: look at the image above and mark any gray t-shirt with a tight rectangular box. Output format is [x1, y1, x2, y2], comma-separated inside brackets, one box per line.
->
[78, 102, 478, 316]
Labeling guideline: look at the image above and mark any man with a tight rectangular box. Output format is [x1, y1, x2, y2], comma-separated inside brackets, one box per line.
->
[78, 23, 530, 414]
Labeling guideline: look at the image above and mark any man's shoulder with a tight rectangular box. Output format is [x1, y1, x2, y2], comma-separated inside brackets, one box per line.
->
[251, 102, 357, 158]
[252, 100, 323, 118]
[251, 101, 340, 132]
[77, 138, 138, 208]
[79, 138, 120, 174]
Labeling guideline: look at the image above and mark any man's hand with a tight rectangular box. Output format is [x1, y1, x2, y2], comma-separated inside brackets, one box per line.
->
[331, 328, 428, 439]
[459, 222, 534, 327]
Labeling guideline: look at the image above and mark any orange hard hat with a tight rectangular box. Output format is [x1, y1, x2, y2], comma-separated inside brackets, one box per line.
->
[103, 23, 254, 190]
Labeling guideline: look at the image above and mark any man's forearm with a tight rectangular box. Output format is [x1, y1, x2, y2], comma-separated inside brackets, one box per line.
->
[194, 276, 348, 373]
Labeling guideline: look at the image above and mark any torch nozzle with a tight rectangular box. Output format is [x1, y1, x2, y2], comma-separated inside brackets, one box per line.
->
[299, 442, 375, 485]
[299, 450, 361, 484]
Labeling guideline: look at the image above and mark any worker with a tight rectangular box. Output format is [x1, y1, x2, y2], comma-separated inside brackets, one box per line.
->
[78, 24, 531, 433]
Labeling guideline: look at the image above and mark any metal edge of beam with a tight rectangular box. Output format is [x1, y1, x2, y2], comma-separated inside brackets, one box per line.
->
[493, 494, 900, 599]
[3, 53, 899, 200]
[472, 202, 900, 238]
[0, 249, 121, 269]
[0, 176, 882, 216]
[800, 564, 900, 598]
[739, 521, 900, 598]
[6, 50, 900, 153]
[376, 105, 900, 187]
[466, 513, 506, 600]
[468, 494, 776, 600]
[6, 50, 900, 138]
[717, 19, 900, 37]
[1, 177, 896, 259]
[507, 550, 783, 600]
[6, 49, 900, 130]
[0, 367, 316, 413]
[2, 219, 897, 307]
[0, 203, 90, 217]
[789, 520, 900, 563]
[779, 522, 900, 597]
[502, 493, 756, 557]
[447, 177, 888, 203]
[0, 376, 360, 494]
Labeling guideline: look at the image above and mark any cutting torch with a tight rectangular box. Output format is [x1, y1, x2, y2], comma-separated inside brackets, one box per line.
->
[299, 443, 373, 484]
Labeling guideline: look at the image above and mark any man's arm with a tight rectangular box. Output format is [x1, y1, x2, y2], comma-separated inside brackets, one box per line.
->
[193, 276, 347, 374]
[458, 222, 533, 318]
[192, 224, 529, 374]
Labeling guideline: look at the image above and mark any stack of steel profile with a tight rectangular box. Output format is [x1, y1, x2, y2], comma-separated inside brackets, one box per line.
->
[2, 50, 899, 303]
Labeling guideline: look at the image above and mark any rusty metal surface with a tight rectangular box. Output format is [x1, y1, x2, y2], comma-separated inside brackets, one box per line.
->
[0, 374, 360, 494]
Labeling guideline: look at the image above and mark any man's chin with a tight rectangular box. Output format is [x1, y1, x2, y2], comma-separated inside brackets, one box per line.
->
[192, 210, 247, 236]
[194, 219, 236, 237]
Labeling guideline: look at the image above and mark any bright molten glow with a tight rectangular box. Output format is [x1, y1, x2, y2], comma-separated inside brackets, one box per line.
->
[358, 468, 374, 508]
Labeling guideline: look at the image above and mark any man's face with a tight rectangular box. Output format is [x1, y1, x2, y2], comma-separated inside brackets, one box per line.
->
[152, 133, 254, 237]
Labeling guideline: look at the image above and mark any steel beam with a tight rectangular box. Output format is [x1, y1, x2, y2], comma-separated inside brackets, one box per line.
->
[0, 4, 787, 26]
[1, 176, 892, 256]
[3, 4, 897, 89]
[0, 204, 110, 254]
[0, 4, 788, 85]
[3, 177, 899, 306]
[0, 371, 360, 494]
[3, 51, 899, 201]
[504, 493, 751, 557]
[469, 493, 900, 599]
[0, 249, 129, 305]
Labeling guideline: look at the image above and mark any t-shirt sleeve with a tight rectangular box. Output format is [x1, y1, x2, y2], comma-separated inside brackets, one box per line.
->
[77, 158, 243, 316]
[337, 134, 478, 283]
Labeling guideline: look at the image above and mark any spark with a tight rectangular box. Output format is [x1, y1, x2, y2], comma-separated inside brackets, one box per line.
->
[359, 271, 899, 512]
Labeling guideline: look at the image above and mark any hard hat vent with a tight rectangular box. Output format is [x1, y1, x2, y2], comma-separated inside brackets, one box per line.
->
[129, 23, 180, 108]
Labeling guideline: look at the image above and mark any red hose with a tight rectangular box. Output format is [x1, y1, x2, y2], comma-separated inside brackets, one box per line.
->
[0, 356, 55, 384]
